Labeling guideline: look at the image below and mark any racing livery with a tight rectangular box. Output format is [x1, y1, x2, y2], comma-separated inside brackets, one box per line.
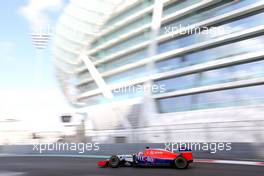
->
[97, 147, 193, 169]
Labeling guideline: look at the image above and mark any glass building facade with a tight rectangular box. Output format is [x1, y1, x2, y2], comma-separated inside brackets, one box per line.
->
[53, 0, 264, 136]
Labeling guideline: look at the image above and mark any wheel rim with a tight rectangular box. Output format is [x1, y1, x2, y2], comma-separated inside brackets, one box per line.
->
[110, 156, 119, 167]
[175, 157, 187, 168]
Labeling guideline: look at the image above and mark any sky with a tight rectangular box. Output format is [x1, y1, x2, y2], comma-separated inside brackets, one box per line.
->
[0, 0, 74, 132]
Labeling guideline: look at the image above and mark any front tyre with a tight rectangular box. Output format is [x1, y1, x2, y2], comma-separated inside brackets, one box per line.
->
[109, 155, 120, 168]
[132, 155, 137, 167]
[174, 156, 188, 169]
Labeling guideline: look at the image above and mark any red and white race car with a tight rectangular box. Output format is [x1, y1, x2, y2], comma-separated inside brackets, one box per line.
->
[98, 147, 193, 169]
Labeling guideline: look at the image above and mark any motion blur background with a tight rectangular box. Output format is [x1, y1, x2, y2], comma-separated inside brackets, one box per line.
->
[1, 0, 264, 158]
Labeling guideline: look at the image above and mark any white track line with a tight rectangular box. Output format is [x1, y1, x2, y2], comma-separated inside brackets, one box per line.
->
[0, 172, 25, 176]
[195, 159, 264, 166]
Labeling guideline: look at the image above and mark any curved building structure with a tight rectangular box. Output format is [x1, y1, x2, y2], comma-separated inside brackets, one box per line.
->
[53, 0, 264, 143]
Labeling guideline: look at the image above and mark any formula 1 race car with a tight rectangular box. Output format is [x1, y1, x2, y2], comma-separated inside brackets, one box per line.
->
[97, 147, 193, 169]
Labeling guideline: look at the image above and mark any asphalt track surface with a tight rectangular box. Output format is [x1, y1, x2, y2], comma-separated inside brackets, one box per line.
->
[0, 157, 263, 176]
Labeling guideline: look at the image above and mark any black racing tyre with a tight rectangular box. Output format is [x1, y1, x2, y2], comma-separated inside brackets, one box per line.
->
[174, 156, 188, 169]
[109, 155, 120, 168]
[132, 155, 137, 167]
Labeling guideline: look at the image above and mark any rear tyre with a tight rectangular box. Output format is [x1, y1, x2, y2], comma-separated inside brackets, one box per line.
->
[109, 155, 120, 168]
[174, 156, 188, 169]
